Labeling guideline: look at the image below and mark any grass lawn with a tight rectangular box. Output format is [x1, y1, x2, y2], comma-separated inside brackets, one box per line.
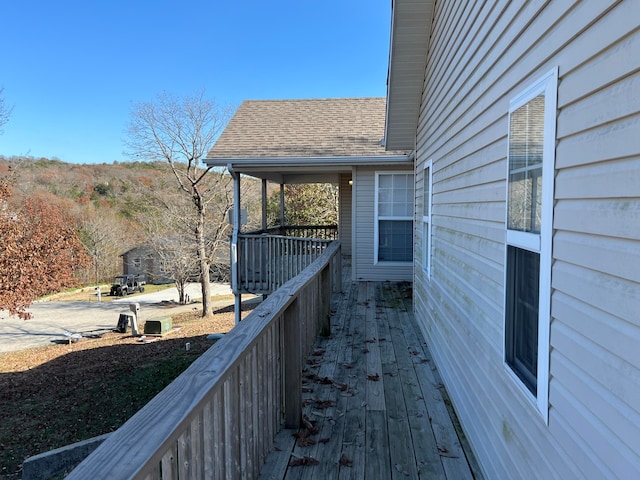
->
[42, 283, 173, 303]
[0, 303, 253, 479]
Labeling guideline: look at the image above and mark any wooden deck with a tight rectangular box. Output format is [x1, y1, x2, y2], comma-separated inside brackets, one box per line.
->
[259, 280, 482, 480]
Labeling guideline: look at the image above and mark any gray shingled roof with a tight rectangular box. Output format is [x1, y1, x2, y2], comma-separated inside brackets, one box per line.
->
[207, 97, 407, 160]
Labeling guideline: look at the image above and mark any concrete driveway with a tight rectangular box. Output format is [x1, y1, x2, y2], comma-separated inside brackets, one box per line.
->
[0, 283, 232, 354]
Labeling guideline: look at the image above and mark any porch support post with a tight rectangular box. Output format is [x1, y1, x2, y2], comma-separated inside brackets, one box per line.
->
[261, 178, 268, 230]
[228, 164, 242, 325]
[279, 183, 285, 228]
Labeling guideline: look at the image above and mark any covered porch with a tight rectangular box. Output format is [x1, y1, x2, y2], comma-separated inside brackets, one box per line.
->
[205, 98, 413, 321]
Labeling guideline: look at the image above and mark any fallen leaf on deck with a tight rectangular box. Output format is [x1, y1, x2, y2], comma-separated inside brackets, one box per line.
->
[314, 399, 335, 409]
[288, 456, 319, 467]
[297, 435, 316, 447]
[437, 445, 459, 458]
[367, 373, 380, 381]
[339, 454, 353, 467]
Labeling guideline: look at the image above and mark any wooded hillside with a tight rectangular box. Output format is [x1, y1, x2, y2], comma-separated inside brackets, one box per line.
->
[0, 155, 338, 291]
[0, 155, 258, 285]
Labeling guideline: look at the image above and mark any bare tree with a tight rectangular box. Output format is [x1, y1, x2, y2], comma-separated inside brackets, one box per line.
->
[0, 87, 13, 134]
[78, 211, 128, 284]
[125, 91, 233, 317]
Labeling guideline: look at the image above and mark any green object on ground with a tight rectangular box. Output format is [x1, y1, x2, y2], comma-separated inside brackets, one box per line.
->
[144, 317, 173, 335]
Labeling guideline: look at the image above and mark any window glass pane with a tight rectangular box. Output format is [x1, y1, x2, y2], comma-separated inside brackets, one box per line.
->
[508, 95, 545, 233]
[378, 173, 414, 218]
[379, 175, 393, 188]
[423, 166, 430, 217]
[379, 220, 413, 262]
[505, 246, 540, 395]
[379, 188, 392, 203]
[508, 166, 542, 233]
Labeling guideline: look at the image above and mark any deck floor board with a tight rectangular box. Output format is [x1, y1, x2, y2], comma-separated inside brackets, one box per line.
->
[259, 280, 480, 480]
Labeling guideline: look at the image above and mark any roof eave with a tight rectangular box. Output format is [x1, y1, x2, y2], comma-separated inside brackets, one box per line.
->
[204, 154, 412, 169]
[384, 0, 435, 151]
[204, 154, 413, 183]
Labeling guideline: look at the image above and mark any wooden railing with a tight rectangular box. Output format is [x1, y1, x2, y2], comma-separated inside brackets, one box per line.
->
[245, 224, 338, 240]
[234, 225, 338, 295]
[237, 235, 332, 294]
[67, 241, 342, 480]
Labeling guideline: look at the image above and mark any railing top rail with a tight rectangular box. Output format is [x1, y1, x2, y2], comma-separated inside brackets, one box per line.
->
[68, 240, 342, 479]
[242, 224, 337, 235]
[238, 234, 334, 242]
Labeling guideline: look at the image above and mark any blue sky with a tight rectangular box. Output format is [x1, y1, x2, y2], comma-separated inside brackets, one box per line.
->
[0, 0, 392, 164]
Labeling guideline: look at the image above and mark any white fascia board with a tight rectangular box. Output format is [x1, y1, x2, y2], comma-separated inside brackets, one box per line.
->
[204, 155, 413, 169]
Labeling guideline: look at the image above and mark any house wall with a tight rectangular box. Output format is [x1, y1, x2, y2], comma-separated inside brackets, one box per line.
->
[352, 165, 413, 282]
[339, 173, 353, 257]
[121, 247, 147, 278]
[122, 246, 171, 284]
[412, 2, 640, 479]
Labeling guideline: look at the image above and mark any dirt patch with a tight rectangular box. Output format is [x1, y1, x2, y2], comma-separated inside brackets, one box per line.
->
[0, 304, 254, 479]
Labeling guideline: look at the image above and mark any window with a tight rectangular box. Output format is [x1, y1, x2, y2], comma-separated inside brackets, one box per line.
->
[133, 257, 141, 268]
[375, 172, 414, 263]
[422, 160, 433, 277]
[504, 68, 557, 421]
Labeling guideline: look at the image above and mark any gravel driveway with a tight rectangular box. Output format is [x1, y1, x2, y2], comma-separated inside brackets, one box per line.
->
[0, 283, 232, 353]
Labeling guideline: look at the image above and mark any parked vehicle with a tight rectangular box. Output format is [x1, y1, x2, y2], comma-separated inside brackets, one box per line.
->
[110, 274, 146, 296]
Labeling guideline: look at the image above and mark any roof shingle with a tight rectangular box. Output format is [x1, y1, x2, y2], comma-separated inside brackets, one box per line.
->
[207, 98, 407, 159]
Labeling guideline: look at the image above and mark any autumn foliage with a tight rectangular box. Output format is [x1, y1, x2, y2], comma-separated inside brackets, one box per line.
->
[0, 180, 90, 318]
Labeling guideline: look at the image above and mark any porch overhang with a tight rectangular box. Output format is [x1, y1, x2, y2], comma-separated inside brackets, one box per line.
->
[204, 154, 413, 184]
[384, 0, 435, 151]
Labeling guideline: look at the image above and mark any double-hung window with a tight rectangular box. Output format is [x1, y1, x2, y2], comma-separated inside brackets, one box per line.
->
[505, 68, 557, 421]
[375, 172, 414, 263]
[422, 160, 433, 277]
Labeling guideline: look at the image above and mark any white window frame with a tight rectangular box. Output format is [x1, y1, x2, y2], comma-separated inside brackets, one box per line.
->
[503, 67, 557, 423]
[374, 171, 414, 265]
[159, 259, 168, 274]
[422, 160, 433, 278]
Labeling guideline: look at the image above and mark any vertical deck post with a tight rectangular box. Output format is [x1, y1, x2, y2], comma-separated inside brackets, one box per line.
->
[228, 164, 242, 325]
[261, 179, 267, 231]
[283, 298, 302, 428]
[279, 183, 285, 227]
[320, 265, 331, 337]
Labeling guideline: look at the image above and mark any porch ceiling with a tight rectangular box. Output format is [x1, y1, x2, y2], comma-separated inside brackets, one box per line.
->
[384, 0, 435, 151]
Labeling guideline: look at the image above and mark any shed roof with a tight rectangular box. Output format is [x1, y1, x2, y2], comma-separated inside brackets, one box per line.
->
[207, 97, 407, 161]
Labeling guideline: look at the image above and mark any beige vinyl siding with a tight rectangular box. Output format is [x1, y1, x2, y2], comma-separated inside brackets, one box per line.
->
[413, 1, 640, 479]
[352, 166, 413, 282]
[339, 173, 353, 257]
